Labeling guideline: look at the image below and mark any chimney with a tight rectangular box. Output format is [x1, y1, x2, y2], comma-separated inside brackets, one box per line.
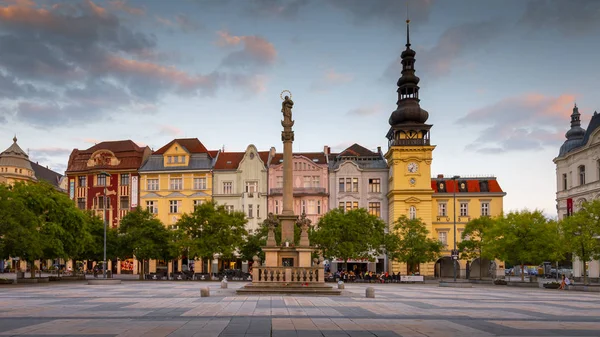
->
[377, 146, 381, 153]
[437, 174, 444, 179]
[324, 145, 330, 155]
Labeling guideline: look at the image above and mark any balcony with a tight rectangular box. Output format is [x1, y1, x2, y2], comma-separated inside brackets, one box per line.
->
[269, 187, 327, 196]
[388, 138, 430, 147]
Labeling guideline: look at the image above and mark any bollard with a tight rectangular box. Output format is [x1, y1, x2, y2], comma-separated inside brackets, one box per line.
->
[366, 287, 375, 298]
[338, 281, 345, 290]
[200, 287, 210, 297]
[221, 280, 228, 289]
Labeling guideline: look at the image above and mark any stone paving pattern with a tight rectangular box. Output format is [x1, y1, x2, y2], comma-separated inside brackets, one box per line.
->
[0, 281, 599, 336]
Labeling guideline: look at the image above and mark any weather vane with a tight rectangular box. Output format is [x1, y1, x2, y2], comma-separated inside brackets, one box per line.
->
[280, 90, 292, 100]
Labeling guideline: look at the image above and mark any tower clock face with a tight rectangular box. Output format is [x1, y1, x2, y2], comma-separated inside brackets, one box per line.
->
[407, 162, 418, 173]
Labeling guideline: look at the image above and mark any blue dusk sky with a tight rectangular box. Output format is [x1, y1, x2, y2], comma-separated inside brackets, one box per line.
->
[1, 0, 600, 216]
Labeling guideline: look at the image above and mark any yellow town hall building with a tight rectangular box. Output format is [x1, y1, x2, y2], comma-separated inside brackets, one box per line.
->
[385, 21, 506, 278]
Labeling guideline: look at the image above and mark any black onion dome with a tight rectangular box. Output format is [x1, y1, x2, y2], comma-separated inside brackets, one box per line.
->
[565, 126, 585, 139]
[389, 99, 429, 125]
[397, 73, 420, 87]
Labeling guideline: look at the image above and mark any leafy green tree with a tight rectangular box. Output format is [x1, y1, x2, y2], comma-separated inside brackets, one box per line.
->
[119, 207, 171, 279]
[386, 215, 444, 275]
[458, 216, 495, 279]
[560, 200, 600, 284]
[75, 211, 120, 264]
[174, 201, 247, 273]
[485, 210, 555, 282]
[0, 183, 43, 276]
[1, 182, 90, 277]
[239, 215, 303, 264]
[310, 208, 387, 271]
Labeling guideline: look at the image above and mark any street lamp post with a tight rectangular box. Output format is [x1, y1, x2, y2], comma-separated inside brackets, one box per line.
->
[101, 172, 111, 279]
[452, 175, 460, 282]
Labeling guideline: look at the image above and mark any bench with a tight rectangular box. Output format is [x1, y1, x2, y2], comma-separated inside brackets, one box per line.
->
[400, 276, 424, 283]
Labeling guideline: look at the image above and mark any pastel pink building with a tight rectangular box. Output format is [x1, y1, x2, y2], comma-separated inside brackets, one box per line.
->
[267, 149, 329, 225]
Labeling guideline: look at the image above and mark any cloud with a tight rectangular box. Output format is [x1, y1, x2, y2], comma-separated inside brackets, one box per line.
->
[0, 0, 239, 128]
[310, 69, 353, 92]
[347, 104, 383, 116]
[457, 93, 578, 153]
[242, 0, 310, 19]
[108, 0, 145, 16]
[383, 20, 502, 81]
[328, 0, 434, 28]
[155, 14, 204, 33]
[519, 0, 600, 36]
[217, 31, 277, 69]
[159, 125, 182, 136]
[29, 147, 72, 157]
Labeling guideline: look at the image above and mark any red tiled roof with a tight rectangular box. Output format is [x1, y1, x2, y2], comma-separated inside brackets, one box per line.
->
[270, 152, 328, 166]
[337, 143, 378, 157]
[66, 140, 151, 173]
[431, 178, 504, 193]
[154, 138, 209, 155]
[258, 151, 270, 166]
[208, 150, 219, 159]
[214, 152, 245, 170]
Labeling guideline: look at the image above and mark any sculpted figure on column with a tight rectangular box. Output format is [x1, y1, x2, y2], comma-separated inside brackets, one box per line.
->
[281, 95, 294, 126]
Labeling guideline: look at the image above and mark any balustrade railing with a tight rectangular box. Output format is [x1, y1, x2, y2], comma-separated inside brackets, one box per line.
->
[252, 266, 323, 283]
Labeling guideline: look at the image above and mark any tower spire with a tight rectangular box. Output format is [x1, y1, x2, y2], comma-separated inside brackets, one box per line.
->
[406, 0, 410, 48]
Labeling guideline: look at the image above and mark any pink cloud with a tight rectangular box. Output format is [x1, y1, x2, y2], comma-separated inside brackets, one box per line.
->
[458, 93, 581, 152]
[108, 0, 144, 16]
[347, 104, 382, 116]
[310, 68, 353, 93]
[216, 31, 277, 68]
[104, 55, 217, 92]
[159, 125, 182, 136]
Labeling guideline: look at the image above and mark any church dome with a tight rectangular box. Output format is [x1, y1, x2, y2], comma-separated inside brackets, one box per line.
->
[389, 99, 429, 125]
[565, 126, 585, 139]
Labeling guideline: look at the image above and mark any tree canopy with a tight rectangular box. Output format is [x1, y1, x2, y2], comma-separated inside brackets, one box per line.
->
[458, 216, 495, 279]
[174, 201, 247, 271]
[560, 200, 600, 284]
[310, 209, 387, 269]
[119, 207, 172, 278]
[387, 215, 444, 274]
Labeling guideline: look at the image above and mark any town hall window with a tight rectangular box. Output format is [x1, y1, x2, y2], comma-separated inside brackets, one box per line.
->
[460, 202, 469, 216]
[579, 165, 586, 185]
[97, 173, 107, 186]
[409, 206, 416, 219]
[438, 202, 447, 216]
[562, 173, 567, 191]
[481, 202, 490, 216]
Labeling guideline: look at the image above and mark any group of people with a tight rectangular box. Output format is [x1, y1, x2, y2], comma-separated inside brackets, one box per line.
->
[559, 274, 571, 290]
[328, 270, 413, 283]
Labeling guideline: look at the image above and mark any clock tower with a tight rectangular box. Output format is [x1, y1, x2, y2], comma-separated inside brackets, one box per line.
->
[385, 19, 436, 275]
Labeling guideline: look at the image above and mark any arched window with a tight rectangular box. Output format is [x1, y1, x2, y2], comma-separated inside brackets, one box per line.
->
[578, 165, 586, 185]
[409, 206, 417, 220]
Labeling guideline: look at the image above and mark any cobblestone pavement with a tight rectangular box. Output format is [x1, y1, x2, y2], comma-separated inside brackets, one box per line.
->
[0, 282, 599, 336]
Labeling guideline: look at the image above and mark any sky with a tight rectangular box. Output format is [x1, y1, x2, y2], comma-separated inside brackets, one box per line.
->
[1, 0, 600, 217]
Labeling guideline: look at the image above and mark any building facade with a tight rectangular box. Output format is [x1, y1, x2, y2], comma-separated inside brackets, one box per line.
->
[327, 143, 389, 272]
[385, 21, 506, 277]
[267, 150, 329, 225]
[554, 105, 600, 281]
[138, 138, 216, 274]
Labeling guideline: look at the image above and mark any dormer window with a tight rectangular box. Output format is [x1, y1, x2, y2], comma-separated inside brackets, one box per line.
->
[167, 156, 172, 163]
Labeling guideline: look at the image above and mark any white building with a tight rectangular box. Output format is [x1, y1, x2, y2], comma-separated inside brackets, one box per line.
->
[554, 104, 600, 281]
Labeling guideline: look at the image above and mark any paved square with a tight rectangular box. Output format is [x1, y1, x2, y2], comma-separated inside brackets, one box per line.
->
[1, 281, 599, 336]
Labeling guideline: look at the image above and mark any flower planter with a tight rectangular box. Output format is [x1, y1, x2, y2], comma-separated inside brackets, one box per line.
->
[543, 283, 560, 289]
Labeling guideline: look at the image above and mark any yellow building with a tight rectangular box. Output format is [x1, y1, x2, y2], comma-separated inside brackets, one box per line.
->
[138, 138, 218, 275]
[385, 21, 506, 278]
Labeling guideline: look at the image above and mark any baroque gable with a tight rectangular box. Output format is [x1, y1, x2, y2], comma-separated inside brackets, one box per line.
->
[87, 150, 120, 167]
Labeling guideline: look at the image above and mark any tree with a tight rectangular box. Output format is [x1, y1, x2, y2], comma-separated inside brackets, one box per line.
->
[458, 216, 495, 279]
[560, 200, 600, 284]
[174, 201, 247, 273]
[310, 208, 387, 271]
[75, 211, 120, 264]
[239, 215, 303, 264]
[119, 208, 171, 279]
[387, 216, 444, 275]
[1, 181, 90, 277]
[485, 210, 555, 282]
